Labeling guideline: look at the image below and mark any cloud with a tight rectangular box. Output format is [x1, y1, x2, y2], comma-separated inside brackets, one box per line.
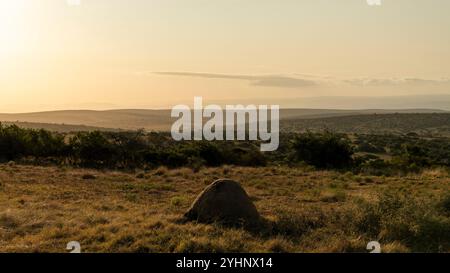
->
[151, 71, 450, 90]
[345, 77, 450, 87]
[153, 72, 317, 88]
[403, 78, 450, 85]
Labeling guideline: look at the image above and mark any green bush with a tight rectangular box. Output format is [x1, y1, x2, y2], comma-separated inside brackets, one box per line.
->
[0, 124, 66, 161]
[69, 131, 116, 167]
[291, 132, 353, 169]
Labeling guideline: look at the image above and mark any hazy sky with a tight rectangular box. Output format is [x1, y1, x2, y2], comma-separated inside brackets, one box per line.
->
[1, 0, 450, 112]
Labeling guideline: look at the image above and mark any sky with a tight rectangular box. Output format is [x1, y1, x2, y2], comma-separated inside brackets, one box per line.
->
[0, 0, 450, 112]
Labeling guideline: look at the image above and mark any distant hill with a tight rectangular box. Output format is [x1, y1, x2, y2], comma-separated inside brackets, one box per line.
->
[278, 108, 448, 120]
[0, 110, 171, 131]
[282, 113, 450, 135]
[0, 121, 120, 133]
[198, 94, 450, 111]
[0, 108, 447, 132]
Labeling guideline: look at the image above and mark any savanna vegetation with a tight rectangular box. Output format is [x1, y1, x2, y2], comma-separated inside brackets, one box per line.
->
[0, 122, 449, 253]
[1, 123, 449, 174]
[0, 164, 448, 253]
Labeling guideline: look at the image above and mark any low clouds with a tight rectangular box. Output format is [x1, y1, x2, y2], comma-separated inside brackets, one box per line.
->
[154, 72, 317, 88]
[345, 77, 450, 87]
[153, 71, 450, 90]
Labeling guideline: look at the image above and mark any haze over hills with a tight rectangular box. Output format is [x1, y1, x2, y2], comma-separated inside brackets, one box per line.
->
[0, 110, 172, 131]
[207, 95, 450, 112]
[281, 113, 450, 135]
[3, 94, 450, 113]
[0, 108, 448, 132]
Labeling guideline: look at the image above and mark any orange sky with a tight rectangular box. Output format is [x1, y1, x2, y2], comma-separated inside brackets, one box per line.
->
[1, 0, 450, 112]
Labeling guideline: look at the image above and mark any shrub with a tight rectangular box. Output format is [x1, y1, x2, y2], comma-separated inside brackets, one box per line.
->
[70, 131, 117, 167]
[353, 191, 450, 252]
[0, 124, 447, 173]
[196, 142, 224, 167]
[291, 132, 353, 169]
[358, 159, 406, 177]
[0, 124, 28, 161]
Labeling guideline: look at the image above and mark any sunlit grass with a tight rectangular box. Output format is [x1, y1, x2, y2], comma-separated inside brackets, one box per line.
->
[0, 164, 448, 253]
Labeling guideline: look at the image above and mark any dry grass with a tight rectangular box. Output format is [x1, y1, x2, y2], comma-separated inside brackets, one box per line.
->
[0, 164, 448, 253]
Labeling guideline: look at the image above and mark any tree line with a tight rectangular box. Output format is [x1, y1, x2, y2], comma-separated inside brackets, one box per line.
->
[1, 123, 448, 173]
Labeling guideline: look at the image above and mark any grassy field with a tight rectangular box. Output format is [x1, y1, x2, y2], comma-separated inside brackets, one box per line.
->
[0, 163, 448, 253]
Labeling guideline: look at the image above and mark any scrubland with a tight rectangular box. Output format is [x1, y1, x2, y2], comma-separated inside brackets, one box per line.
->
[0, 164, 448, 253]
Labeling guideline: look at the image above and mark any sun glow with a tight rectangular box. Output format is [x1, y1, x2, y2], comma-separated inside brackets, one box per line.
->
[0, 0, 28, 58]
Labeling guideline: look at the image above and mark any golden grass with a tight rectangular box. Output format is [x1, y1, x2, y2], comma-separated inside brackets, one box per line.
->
[0, 164, 448, 253]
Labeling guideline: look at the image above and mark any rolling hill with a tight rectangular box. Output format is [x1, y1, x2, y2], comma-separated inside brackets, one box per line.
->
[281, 113, 450, 135]
[0, 108, 447, 132]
